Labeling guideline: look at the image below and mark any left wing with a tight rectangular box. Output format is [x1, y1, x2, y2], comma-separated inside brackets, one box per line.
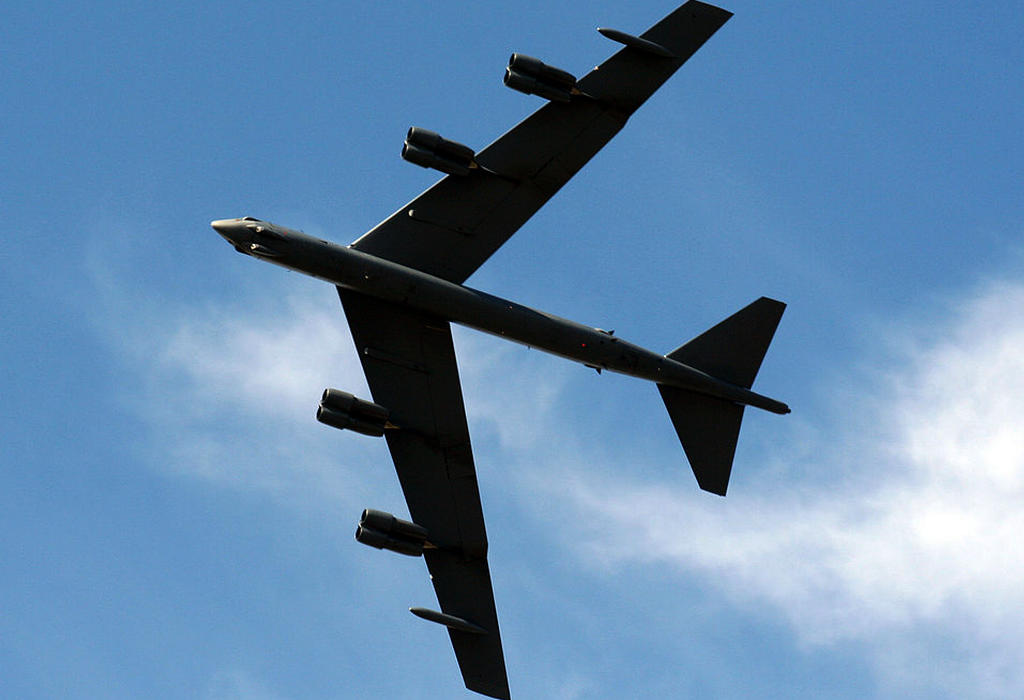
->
[350, 1, 733, 284]
[337, 288, 511, 700]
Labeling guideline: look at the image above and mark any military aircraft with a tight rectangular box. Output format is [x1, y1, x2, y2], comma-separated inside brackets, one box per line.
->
[213, 2, 787, 697]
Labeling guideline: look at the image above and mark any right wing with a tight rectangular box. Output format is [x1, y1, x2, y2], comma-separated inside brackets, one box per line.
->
[350, 1, 732, 284]
[337, 288, 510, 699]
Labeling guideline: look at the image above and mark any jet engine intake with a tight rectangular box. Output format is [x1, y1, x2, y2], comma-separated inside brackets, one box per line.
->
[316, 388, 389, 437]
[503, 53, 578, 102]
[355, 508, 429, 557]
[401, 127, 475, 176]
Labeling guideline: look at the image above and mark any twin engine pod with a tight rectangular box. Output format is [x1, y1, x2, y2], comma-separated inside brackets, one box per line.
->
[316, 388, 390, 437]
[504, 53, 578, 103]
[401, 55, 578, 177]
[401, 127, 476, 176]
[356, 508, 430, 557]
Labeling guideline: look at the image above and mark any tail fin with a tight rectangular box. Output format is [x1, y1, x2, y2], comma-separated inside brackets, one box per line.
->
[659, 297, 786, 496]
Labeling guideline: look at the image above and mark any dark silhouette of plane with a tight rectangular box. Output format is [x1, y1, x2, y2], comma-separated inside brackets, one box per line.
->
[213, 3, 785, 697]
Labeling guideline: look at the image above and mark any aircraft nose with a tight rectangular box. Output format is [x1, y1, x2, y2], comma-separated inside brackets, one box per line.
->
[211, 218, 237, 234]
[211, 218, 246, 245]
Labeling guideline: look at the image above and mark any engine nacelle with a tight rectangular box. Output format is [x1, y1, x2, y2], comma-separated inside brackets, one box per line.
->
[401, 127, 475, 176]
[316, 389, 389, 437]
[503, 53, 578, 103]
[355, 508, 428, 557]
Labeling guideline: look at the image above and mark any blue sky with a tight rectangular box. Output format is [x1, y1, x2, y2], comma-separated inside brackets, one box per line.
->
[3, 1, 1023, 697]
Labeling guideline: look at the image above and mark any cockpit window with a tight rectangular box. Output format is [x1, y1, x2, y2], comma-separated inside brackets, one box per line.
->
[241, 216, 259, 222]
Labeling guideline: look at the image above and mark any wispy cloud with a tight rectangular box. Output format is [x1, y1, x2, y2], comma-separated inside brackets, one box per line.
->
[98, 285, 378, 511]
[101, 252, 1024, 697]
[103, 280, 566, 514]
[537, 279, 1024, 698]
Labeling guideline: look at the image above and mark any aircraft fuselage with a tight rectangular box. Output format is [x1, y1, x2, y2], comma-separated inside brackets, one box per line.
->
[212, 217, 788, 414]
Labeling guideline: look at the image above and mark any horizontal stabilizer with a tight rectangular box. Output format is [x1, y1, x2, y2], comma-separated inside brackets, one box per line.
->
[667, 297, 785, 389]
[662, 297, 786, 495]
[658, 385, 744, 496]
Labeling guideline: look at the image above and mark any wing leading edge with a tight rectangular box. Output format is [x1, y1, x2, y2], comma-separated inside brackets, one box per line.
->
[351, 1, 732, 284]
[337, 288, 510, 699]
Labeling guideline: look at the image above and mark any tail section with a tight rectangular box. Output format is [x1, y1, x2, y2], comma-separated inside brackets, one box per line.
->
[659, 297, 786, 496]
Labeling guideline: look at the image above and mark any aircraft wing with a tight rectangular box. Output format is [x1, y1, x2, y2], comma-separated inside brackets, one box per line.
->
[350, 1, 732, 284]
[336, 287, 511, 700]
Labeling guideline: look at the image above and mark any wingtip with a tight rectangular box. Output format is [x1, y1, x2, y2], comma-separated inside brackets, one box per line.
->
[700, 482, 729, 497]
[689, 1, 734, 21]
[465, 679, 512, 700]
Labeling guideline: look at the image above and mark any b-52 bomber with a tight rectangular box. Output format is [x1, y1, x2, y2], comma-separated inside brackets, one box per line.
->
[213, 2, 787, 697]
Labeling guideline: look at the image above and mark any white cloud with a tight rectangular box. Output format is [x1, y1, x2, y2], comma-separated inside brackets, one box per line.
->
[105, 256, 1024, 696]
[109, 285, 565, 514]
[542, 279, 1024, 698]
[159, 297, 364, 420]
[103, 288, 380, 511]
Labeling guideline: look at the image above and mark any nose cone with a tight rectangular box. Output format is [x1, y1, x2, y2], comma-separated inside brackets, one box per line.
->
[211, 218, 248, 246]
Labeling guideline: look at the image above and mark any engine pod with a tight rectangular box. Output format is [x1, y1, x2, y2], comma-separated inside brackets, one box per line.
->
[504, 53, 577, 102]
[355, 509, 429, 556]
[401, 127, 475, 176]
[317, 389, 389, 436]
